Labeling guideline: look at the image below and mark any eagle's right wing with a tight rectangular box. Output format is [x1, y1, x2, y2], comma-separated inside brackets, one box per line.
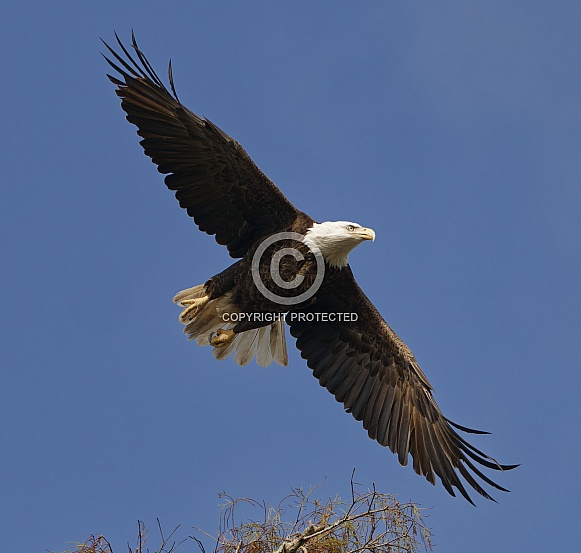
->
[289, 267, 518, 504]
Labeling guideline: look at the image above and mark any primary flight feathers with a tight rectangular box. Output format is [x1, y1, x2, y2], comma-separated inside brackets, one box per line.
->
[104, 32, 517, 504]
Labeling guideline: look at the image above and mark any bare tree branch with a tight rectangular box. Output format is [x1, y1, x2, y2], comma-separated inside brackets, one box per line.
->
[54, 481, 432, 553]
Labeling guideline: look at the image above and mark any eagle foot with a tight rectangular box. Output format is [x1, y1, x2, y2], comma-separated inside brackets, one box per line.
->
[178, 295, 210, 323]
[209, 328, 236, 348]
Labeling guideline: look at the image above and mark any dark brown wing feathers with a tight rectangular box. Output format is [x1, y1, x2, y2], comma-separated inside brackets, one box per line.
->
[289, 268, 517, 504]
[103, 33, 299, 258]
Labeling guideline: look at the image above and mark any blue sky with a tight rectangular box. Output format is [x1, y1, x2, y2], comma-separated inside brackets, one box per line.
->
[1, 1, 580, 551]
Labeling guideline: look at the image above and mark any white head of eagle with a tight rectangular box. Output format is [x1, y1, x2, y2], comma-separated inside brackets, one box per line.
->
[304, 221, 376, 269]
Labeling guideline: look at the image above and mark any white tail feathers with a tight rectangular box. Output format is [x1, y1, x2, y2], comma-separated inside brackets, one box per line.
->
[173, 284, 288, 367]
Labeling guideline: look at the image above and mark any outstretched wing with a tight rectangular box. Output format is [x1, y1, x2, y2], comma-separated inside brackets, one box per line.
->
[289, 268, 517, 504]
[104, 33, 301, 258]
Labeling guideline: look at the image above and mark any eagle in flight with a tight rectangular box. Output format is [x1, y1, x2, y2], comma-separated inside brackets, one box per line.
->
[104, 33, 516, 504]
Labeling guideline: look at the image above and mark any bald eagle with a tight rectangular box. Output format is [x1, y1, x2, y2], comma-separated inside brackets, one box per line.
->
[104, 34, 516, 504]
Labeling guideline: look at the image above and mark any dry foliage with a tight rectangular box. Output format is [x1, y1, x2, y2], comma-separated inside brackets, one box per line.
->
[204, 478, 432, 553]
[55, 479, 432, 553]
[53, 521, 185, 553]
[55, 534, 112, 553]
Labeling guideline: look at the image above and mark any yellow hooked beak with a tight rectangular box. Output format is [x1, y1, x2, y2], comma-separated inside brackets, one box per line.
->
[357, 227, 376, 242]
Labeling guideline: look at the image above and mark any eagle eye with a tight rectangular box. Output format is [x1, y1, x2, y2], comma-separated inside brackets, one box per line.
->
[347, 224, 355, 232]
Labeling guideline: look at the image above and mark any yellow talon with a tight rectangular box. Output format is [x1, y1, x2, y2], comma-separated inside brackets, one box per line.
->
[178, 296, 210, 323]
[210, 329, 236, 348]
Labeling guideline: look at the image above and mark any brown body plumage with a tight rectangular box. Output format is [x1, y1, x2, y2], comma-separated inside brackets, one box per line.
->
[104, 33, 517, 504]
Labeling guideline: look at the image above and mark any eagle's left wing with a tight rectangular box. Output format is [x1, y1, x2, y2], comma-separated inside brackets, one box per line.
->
[103, 34, 302, 258]
[288, 267, 517, 504]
